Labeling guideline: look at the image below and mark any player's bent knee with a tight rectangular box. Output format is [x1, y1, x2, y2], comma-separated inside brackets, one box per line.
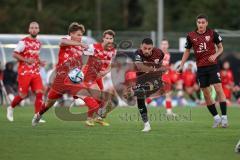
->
[19, 93, 27, 99]
[35, 90, 44, 94]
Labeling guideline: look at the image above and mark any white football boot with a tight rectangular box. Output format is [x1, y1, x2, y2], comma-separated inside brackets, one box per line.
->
[235, 139, 240, 153]
[221, 115, 228, 128]
[7, 106, 14, 122]
[141, 121, 151, 132]
[32, 113, 42, 126]
[212, 115, 221, 128]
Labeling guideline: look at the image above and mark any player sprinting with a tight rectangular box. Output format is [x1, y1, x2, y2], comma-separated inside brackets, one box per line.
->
[6, 22, 45, 122]
[31, 22, 87, 126]
[79, 30, 117, 126]
[177, 14, 228, 128]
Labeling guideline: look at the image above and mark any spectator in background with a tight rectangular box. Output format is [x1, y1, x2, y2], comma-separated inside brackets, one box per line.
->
[3, 62, 18, 96]
[182, 63, 200, 103]
[220, 61, 234, 105]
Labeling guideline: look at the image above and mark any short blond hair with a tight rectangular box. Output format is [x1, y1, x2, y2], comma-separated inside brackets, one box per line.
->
[68, 22, 85, 35]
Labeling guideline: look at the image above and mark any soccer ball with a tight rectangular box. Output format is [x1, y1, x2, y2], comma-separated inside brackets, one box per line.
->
[68, 68, 84, 83]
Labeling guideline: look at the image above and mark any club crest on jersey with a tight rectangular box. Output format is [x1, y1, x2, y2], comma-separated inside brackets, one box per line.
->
[205, 36, 210, 42]
[154, 59, 159, 64]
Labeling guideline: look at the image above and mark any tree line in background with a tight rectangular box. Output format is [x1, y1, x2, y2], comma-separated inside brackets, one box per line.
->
[0, 0, 239, 34]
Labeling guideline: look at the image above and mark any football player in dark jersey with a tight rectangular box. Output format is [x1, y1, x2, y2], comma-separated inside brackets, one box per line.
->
[177, 14, 228, 128]
[127, 38, 165, 132]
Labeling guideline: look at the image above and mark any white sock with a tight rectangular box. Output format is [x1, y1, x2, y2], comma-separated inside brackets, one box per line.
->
[166, 109, 172, 114]
[221, 115, 227, 119]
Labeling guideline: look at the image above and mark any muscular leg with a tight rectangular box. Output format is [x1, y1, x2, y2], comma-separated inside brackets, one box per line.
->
[202, 86, 222, 128]
[202, 87, 218, 116]
[11, 93, 27, 108]
[34, 89, 44, 114]
[39, 99, 57, 115]
[137, 97, 148, 123]
[213, 83, 227, 115]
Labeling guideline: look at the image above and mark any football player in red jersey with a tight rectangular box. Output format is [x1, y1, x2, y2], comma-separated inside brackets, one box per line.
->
[32, 22, 87, 126]
[220, 61, 234, 105]
[178, 14, 228, 128]
[160, 39, 177, 115]
[6, 22, 46, 122]
[80, 30, 117, 126]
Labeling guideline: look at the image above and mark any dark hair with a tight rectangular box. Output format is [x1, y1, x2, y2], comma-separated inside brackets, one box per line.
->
[141, 38, 153, 45]
[196, 14, 208, 21]
[68, 22, 85, 35]
[103, 29, 115, 38]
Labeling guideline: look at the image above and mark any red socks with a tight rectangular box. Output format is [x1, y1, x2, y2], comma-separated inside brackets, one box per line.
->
[11, 96, 23, 108]
[84, 97, 100, 118]
[35, 93, 43, 113]
[165, 100, 172, 109]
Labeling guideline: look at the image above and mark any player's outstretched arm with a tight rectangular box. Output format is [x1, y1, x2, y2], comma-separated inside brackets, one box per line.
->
[60, 38, 88, 49]
[177, 49, 191, 73]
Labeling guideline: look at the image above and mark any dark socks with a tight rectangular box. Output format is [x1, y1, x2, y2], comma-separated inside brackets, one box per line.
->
[137, 98, 148, 123]
[220, 101, 227, 115]
[207, 103, 218, 116]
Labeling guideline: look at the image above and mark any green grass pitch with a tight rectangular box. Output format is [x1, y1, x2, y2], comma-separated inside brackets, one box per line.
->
[0, 106, 240, 160]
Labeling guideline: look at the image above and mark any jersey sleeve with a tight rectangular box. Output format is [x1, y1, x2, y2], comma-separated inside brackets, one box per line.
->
[83, 44, 95, 55]
[185, 35, 192, 49]
[213, 31, 223, 44]
[14, 41, 25, 53]
[159, 49, 164, 62]
[133, 50, 142, 62]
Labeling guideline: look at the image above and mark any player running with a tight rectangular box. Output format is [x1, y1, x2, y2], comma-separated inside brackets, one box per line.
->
[7, 22, 45, 122]
[78, 30, 117, 126]
[177, 14, 228, 128]
[31, 22, 87, 126]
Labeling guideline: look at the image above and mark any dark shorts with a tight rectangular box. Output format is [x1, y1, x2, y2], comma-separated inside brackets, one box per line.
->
[197, 64, 221, 88]
[135, 72, 164, 97]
